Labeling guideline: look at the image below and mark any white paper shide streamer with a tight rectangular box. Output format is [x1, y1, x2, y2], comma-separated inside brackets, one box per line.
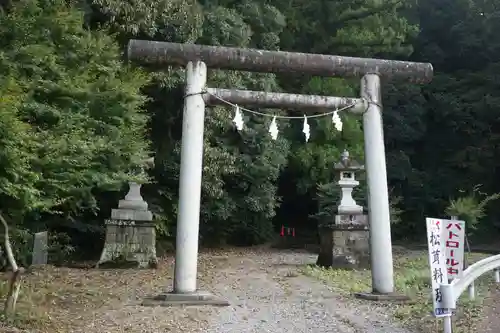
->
[332, 110, 343, 132]
[302, 115, 310, 142]
[269, 116, 279, 140]
[221, 93, 349, 140]
[232, 105, 244, 131]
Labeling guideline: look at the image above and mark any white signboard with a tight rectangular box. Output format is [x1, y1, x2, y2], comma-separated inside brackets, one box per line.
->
[443, 219, 466, 281]
[426, 218, 452, 317]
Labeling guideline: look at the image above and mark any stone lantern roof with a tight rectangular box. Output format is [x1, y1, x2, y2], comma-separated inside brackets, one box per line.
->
[334, 150, 364, 171]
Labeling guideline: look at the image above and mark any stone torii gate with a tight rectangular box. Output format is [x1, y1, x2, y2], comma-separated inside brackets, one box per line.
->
[128, 39, 433, 305]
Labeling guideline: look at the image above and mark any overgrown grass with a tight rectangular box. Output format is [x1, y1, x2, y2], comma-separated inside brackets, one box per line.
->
[0, 262, 175, 332]
[0, 275, 52, 329]
[303, 248, 491, 333]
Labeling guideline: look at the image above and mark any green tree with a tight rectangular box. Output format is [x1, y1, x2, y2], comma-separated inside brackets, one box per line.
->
[0, 79, 39, 219]
[273, 0, 419, 230]
[393, 0, 500, 235]
[0, 0, 151, 226]
[86, 0, 291, 245]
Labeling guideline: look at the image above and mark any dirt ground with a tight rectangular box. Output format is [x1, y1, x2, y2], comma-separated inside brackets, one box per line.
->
[1, 247, 500, 333]
[1, 247, 416, 333]
[479, 282, 500, 333]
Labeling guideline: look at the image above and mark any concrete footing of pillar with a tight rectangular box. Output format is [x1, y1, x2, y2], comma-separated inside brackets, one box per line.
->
[141, 291, 230, 307]
[354, 291, 411, 303]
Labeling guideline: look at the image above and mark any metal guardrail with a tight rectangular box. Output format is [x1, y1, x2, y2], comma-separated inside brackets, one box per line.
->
[438, 255, 500, 333]
[440, 255, 500, 309]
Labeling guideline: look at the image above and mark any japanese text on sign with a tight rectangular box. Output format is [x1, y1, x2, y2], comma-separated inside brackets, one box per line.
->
[426, 218, 452, 317]
[444, 220, 465, 279]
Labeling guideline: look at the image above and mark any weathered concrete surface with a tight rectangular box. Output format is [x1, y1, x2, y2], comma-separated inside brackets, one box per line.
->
[32, 231, 48, 266]
[98, 222, 157, 269]
[98, 182, 157, 268]
[127, 40, 433, 83]
[204, 88, 367, 113]
[317, 215, 370, 269]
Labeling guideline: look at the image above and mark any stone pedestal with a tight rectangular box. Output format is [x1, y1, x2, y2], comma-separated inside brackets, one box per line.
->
[317, 214, 370, 269]
[97, 182, 158, 268]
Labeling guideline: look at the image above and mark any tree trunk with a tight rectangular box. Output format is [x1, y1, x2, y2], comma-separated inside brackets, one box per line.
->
[0, 213, 23, 318]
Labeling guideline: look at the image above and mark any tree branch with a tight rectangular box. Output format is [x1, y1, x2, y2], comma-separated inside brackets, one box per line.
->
[0, 212, 23, 318]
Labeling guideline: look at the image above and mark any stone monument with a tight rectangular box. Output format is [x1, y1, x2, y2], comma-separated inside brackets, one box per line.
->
[32, 231, 48, 266]
[316, 150, 370, 268]
[97, 157, 158, 268]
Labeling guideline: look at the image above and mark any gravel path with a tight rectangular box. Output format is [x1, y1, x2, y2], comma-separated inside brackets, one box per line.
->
[189, 250, 414, 333]
[11, 249, 417, 333]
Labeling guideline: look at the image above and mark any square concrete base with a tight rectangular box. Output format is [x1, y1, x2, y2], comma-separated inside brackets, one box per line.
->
[142, 291, 230, 307]
[354, 291, 412, 303]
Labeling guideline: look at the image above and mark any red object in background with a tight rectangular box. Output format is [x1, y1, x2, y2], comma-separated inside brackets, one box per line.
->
[280, 225, 296, 237]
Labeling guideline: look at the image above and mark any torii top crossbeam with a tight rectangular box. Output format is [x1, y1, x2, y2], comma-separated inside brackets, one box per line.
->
[127, 40, 433, 83]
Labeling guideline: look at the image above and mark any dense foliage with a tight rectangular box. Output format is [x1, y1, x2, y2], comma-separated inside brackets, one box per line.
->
[0, 0, 150, 220]
[1, 0, 499, 257]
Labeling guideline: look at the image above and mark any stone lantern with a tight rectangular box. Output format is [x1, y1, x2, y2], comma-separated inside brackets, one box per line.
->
[97, 157, 158, 268]
[316, 150, 370, 268]
[336, 150, 364, 215]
